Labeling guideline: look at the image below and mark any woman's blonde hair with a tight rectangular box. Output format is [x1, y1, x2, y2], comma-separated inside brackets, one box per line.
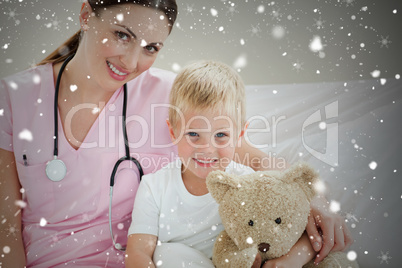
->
[169, 60, 246, 131]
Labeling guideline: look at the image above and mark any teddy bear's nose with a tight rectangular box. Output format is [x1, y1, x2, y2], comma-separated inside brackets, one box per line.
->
[258, 243, 270, 253]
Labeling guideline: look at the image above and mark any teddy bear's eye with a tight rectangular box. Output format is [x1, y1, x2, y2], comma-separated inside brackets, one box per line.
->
[248, 220, 254, 226]
[275, 217, 281, 224]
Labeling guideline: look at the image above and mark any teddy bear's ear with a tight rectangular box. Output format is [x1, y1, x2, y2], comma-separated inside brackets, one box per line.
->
[283, 162, 319, 202]
[206, 170, 239, 204]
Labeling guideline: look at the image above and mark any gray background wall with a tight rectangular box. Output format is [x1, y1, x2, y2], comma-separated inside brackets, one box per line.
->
[1, 0, 401, 85]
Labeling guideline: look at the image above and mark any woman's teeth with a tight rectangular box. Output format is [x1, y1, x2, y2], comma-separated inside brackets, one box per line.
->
[107, 62, 127, 76]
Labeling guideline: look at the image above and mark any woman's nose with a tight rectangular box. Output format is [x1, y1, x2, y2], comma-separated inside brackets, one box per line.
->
[120, 45, 141, 70]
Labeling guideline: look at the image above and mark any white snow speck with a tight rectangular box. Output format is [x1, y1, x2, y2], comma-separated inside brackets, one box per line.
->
[171, 63, 181, 72]
[396, 74, 400, 79]
[117, 223, 124, 230]
[246, 237, 253, 244]
[393, 9, 397, 14]
[33, 74, 41, 84]
[102, 38, 108, 44]
[210, 8, 218, 17]
[347, 251, 357, 261]
[0, 109, 4, 116]
[257, 5, 265, 13]
[211, 225, 217, 231]
[369, 161, 377, 170]
[272, 25, 285, 40]
[233, 54, 247, 69]
[15, 200, 27, 208]
[380, 78, 387, 85]
[309, 36, 323, 52]
[70, 85, 78, 92]
[9, 81, 18, 90]
[159, 15, 165, 20]
[329, 200, 341, 213]
[3, 246, 11, 254]
[240, 38, 245, 45]
[140, 39, 147, 47]
[314, 180, 326, 195]
[319, 122, 326, 130]
[39, 217, 47, 227]
[218, 26, 224, 32]
[370, 70, 381, 78]
[18, 129, 33, 142]
[6, 58, 13, 63]
[156, 260, 163, 266]
[116, 13, 124, 22]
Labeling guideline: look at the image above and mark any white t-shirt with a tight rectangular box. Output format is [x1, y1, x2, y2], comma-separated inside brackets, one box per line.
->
[128, 159, 254, 258]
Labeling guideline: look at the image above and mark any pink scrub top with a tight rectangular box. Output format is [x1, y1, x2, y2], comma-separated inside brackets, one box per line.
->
[0, 63, 178, 267]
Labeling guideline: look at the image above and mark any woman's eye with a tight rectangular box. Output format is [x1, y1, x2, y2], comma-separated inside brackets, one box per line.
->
[116, 31, 129, 41]
[145, 45, 158, 53]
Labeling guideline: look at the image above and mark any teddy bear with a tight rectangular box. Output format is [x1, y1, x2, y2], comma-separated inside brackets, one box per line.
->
[206, 162, 359, 268]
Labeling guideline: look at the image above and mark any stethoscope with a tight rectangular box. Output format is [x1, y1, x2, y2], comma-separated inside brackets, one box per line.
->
[46, 54, 143, 251]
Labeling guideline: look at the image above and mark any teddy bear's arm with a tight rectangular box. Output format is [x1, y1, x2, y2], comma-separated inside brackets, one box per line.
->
[212, 231, 259, 268]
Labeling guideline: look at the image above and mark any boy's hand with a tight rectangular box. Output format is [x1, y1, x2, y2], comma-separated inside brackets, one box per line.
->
[306, 195, 353, 264]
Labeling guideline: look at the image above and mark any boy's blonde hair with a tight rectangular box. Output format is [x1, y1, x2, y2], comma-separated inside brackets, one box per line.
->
[169, 60, 246, 132]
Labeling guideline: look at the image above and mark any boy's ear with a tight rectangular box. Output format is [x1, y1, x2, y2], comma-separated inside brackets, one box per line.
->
[239, 121, 249, 139]
[237, 121, 249, 143]
[166, 119, 177, 142]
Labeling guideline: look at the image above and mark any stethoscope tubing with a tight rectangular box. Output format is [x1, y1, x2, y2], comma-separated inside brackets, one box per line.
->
[50, 54, 144, 251]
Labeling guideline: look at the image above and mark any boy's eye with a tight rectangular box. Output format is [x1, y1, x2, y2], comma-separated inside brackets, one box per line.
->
[215, 132, 227, 138]
[187, 132, 198, 137]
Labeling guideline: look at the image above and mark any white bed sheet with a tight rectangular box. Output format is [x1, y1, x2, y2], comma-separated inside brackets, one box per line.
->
[244, 78, 402, 267]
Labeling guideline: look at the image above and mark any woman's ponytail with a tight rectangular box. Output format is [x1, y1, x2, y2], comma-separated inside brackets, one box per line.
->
[37, 30, 81, 66]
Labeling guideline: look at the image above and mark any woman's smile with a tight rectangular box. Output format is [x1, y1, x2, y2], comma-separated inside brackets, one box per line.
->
[106, 60, 129, 81]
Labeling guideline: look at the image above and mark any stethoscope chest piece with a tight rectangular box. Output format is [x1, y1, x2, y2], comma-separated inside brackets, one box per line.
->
[46, 158, 67, 182]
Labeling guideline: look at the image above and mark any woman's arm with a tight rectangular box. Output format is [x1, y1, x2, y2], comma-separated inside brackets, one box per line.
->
[125, 233, 158, 268]
[262, 232, 315, 268]
[307, 195, 353, 265]
[0, 149, 26, 267]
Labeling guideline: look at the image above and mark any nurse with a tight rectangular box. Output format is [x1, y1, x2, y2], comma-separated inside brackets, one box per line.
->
[0, 0, 352, 267]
